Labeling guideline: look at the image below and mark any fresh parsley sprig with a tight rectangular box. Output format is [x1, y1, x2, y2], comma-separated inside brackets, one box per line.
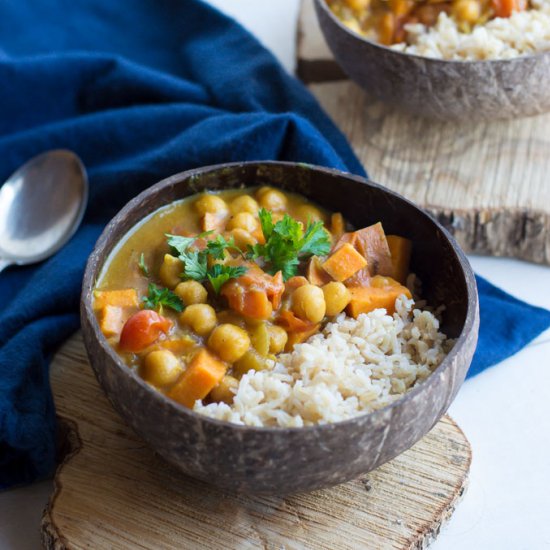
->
[165, 233, 247, 292]
[206, 234, 243, 260]
[142, 283, 183, 312]
[248, 208, 331, 280]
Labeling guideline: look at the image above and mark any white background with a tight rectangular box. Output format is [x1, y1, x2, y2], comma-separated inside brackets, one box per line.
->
[1, 2, 549, 548]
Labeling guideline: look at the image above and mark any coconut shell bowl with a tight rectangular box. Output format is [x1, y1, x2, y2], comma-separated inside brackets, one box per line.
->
[81, 161, 479, 495]
[314, 0, 550, 120]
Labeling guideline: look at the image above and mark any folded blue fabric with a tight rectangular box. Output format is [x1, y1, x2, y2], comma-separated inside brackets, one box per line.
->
[0, 0, 549, 490]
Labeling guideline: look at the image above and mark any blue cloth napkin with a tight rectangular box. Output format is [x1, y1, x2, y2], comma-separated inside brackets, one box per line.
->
[1, 0, 549, 490]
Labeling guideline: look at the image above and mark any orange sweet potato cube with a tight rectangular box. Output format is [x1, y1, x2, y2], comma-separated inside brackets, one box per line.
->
[168, 349, 227, 408]
[306, 256, 332, 286]
[94, 289, 138, 310]
[98, 305, 125, 338]
[322, 243, 367, 282]
[386, 235, 412, 284]
[285, 324, 321, 352]
[346, 283, 412, 318]
[331, 212, 346, 239]
[352, 223, 393, 276]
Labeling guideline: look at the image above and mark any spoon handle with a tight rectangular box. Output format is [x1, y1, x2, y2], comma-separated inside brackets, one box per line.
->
[0, 258, 12, 273]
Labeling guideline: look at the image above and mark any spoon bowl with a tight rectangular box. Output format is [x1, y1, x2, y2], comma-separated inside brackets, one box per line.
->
[0, 150, 88, 271]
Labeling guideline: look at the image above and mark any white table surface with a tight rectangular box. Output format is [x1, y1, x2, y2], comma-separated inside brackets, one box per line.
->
[1, 2, 549, 549]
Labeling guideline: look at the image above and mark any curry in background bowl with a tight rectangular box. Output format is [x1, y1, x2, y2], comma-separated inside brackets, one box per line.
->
[314, 0, 550, 119]
[82, 162, 478, 494]
[326, 0, 550, 59]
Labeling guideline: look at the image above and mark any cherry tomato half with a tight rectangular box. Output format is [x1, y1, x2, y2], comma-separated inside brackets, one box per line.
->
[119, 310, 172, 353]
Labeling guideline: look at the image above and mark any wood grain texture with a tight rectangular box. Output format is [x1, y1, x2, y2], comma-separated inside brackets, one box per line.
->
[298, 0, 550, 265]
[42, 332, 471, 550]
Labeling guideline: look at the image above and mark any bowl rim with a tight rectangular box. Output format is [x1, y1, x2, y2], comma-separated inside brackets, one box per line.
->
[314, 0, 550, 66]
[81, 160, 479, 434]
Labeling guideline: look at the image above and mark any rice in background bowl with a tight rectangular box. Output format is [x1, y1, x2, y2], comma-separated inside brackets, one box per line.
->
[393, 0, 550, 60]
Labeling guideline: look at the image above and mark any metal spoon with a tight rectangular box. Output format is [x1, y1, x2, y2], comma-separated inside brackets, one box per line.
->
[0, 150, 88, 273]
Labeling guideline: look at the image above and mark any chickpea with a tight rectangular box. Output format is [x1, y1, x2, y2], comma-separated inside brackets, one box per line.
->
[194, 194, 228, 216]
[233, 349, 266, 377]
[142, 350, 183, 387]
[322, 282, 351, 316]
[345, 0, 371, 12]
[174, 280, 207, 305]
[208, 323, 250, 363]
[230, 195, 259, 216]
[209, 375, 239, 404]
[227, 211, 258, 233]
[291, 284, 326, 324]
[267, 325, 288, 354]
[258, 189, 287, 212]
[180, 304, 217, 336]
[295, 204, 325, 225]
[255, 186, 272, 199]
[159, 254, 184, 289]
[231, 228, 257, 249]
[452, 0, 481, 23]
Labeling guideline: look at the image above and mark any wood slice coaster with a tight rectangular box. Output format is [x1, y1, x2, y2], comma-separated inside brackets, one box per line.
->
[42, 332, 471, 549]
[298, 0, 550, 265]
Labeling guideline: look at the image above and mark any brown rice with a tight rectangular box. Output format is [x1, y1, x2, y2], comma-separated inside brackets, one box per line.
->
[194, 296, 452, 427]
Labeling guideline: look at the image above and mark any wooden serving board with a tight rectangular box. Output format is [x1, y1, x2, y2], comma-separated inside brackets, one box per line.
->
[298, 0, 550, 265]
[42, 332, 471, 549]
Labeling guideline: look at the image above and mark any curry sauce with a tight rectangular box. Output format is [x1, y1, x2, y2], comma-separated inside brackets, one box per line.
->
[94, 187, 413, 409]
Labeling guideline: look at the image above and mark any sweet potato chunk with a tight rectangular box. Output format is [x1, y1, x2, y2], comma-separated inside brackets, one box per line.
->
[93, 289, 138, 310]
[285, 276, 309, 292]
[332, 231, 355, 252]
[222, 283, 273, 320]
[352, 223, 393, 277]
[168, 349, 227, 408]
[346, 279, 412, 318]
[307, 256, 332, 286]
[98, 305, 125, 338]
[344, 267, 370, 288]
[221, 268, 283, 320]
[285, 324, 321, 352]
[331, 212, 346, 239]
[386, 235, 412, 284]
[276, 309, 313, 333]
[322, 243, 367, 282]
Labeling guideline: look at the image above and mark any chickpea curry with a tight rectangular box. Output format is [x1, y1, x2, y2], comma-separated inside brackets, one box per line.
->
[94, 187, 413, 409]
[327, 0, 528, 45]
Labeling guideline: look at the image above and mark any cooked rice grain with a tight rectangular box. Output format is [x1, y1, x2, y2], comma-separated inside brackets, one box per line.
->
[391, 0, 550, 60]
[194, 297, 453, 427]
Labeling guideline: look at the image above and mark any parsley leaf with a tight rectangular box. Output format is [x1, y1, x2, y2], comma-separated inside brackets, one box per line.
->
[166, 234, 199, 256]
[258, 208, 274, 240]
[179, 249, 208, 281]
[166, 233, 208, 281]
[142, 283, 183, 312]
[249, 209, 331, 280]
[138, 253, 149, 277]
[206, 234, 242, 260]
[207, 264, 248, 294]
[165, 232, 247, 285]
[300, 219, 331, 257]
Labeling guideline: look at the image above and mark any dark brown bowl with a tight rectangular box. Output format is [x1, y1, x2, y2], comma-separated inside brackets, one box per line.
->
[81, 162, 479, 495]
[314, 0, 550, 120]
